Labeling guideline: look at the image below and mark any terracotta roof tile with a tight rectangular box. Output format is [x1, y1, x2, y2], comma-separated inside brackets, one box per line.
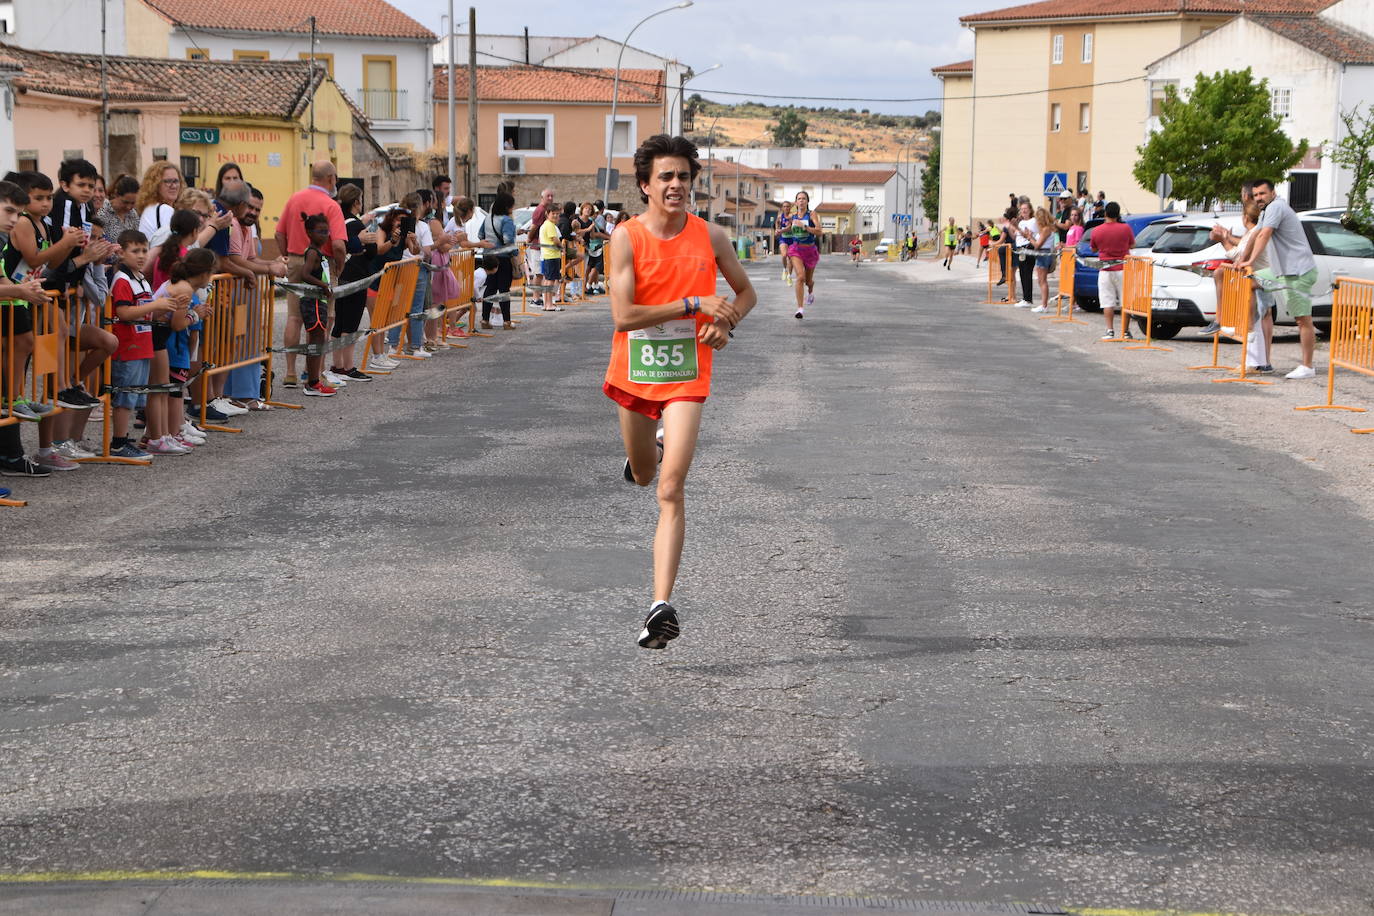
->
[767, 168, 897, 185]
[961, 0, 1335, 24]
[142, 0, 434, 40]
[816, 202, 856, 213]
[25, 50, 362, 121]
[0, 42, 182, 103]
[703, 158, 765, 177]
[433, 65, 663, 103]
[932, 59, 974, 74]
[1253, 13, 1374, 63]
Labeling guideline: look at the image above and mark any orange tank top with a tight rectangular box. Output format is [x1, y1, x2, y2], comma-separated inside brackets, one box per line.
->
[605, 214, 719, 401]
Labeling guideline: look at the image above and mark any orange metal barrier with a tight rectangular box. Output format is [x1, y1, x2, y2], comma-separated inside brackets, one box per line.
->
[1189, 266, 1271, 385]
[1116, 256, 1170, 352]
[359, 259, 420, 374]
[1297, 276, 1374, 433]
[439, 249, 482, 346]
[1043, 249, 1085, 323]
[197, 273, 298, 431]
[984, 243, 1012, 304]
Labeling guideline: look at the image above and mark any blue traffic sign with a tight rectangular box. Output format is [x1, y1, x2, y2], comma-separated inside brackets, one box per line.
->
[1043, 172, 1069, 196]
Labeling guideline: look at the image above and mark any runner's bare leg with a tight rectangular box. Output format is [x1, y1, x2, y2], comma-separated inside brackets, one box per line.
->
[651, 400, 702, 603]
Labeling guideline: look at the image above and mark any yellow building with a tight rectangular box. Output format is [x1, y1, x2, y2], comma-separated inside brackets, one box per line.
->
[934, 0, 1315, 225]
[82, 55, 367, 239]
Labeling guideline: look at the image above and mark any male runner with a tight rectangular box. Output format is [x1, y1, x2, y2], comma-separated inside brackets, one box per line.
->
[604, 134, 757, 650]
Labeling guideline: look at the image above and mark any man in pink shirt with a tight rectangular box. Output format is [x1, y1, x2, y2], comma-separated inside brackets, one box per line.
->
[274, 162, 346, 387]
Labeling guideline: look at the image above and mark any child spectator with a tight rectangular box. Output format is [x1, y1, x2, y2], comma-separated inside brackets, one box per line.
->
[0, 179, 50, 424]
[288, 213, 337, 397]
[538, 207, 563, 312]
[148, 247, 216, 453]
[107, 230, 176, 458]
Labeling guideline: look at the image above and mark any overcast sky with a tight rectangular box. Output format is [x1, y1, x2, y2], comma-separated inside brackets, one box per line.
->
[396, 0, 1014, 115]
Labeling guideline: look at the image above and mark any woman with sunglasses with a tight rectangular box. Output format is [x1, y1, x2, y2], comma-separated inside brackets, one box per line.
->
[136, 161, 185, 241]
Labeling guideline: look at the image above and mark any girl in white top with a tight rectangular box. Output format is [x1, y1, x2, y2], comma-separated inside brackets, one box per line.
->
[1028, 207, 1057, 312]
[1011, 202, 1039, 307]
[1222, 201, 1272, 369]
[136, 161, 184, 241]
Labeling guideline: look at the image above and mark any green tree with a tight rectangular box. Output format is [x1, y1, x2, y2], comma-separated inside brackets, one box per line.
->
[1133, 68, 1306, 209]
[771, 109, 808, 147]
[919, 135, 940, 225]
[1329, 104, 1374, 239]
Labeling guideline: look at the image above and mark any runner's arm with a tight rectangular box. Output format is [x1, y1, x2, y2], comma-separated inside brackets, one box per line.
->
[709, 223, 756, 327]
[607, 228, 743, 332]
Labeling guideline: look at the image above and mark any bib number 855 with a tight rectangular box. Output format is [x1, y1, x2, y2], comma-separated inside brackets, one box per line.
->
[640, 343, 687, 367]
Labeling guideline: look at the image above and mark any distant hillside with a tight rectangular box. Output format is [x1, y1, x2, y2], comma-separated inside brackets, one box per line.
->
[685, 99, 937, 163]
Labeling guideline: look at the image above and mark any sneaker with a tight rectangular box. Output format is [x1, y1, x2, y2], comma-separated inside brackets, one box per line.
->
[202, 404, 229, 423]
[480, 320, 493, 330]
[179, 422, 207, 444]
[1100, 330, 1116, 340]
[637, 602, 680, 650]
[1253, 364, 1275, 374]
[322, 370, 350, 387]
[1122, 330, 1135, 340]
[145, 436, 189, 455]
[55, 387, 92, 409]
[33, 450, 79, 472]
[406, 348, 433, 359]
[88, 402, 104, 422]
[110, 442, 151, 460]
[282, 375, 300, 389]
[422, 342, 440, 352]
[53, 440, 95, 460]
[175, 435, 200, 449]
[0, 486, 9, 498]
[303, 380, 337, 397]
[211, 397, 249, 416]
[369, 355, 398, 370]
[622, 456, 635, 483]
[794, 308, 804, 319]
[1030, 305, 1050, 314]
[805, 292, 815, 306]
[1285, 365, 1316, 380]
[0, 456, 51, 477]
[5, 398, 49, 421]
[344, 368, 373, 381]
[1199, 321, 1221, 335]
[1015, 300, 1033, 308]
[134, 409, 146, 429]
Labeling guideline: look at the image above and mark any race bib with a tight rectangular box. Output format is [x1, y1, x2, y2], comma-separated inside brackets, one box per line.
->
[628, 320, 699, 385]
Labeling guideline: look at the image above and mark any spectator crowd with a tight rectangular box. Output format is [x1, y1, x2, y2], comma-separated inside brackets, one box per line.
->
[0, 155, 621, 504]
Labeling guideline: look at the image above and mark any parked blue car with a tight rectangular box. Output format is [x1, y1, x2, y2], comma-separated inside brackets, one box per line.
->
[1072, 212, 1180, 309]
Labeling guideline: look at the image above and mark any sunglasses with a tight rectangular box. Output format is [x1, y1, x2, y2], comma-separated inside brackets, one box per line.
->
[162, 178, 182, 186]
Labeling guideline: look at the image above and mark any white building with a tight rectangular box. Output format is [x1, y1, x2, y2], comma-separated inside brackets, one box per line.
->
[767, 168, 899, 235]
[706, 147, 851, 170]
[8, 0, 436, 150]
[436, 33, 691, 136]
[1146, 2, 1374, 210]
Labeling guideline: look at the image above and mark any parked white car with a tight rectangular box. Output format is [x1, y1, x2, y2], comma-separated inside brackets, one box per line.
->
[1142, 214, 1374, 338]
[873, 237, 895, 255]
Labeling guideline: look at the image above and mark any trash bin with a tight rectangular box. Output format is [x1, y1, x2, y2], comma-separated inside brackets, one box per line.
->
[736, 237, 753, 260]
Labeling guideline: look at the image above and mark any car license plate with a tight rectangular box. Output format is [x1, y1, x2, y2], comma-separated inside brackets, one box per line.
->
[1151, 298, 1179, 311]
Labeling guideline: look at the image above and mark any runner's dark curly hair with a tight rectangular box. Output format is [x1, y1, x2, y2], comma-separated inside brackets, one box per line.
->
[634, 134, 700, 204]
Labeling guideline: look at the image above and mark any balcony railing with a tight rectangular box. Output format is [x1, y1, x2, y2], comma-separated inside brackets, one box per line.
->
[357, 88, 407, 121]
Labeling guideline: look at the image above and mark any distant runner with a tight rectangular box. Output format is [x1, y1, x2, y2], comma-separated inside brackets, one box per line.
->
[783, 191, 822, 319]
[604, 134, 757, 650]
[776, 200, 794, 286]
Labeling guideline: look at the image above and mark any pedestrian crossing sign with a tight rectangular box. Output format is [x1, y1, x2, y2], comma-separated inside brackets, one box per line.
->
[1043, 172, 1069, 196]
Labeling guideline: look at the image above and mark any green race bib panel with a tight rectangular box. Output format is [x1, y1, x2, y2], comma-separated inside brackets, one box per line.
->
[628, 320, 699, 385]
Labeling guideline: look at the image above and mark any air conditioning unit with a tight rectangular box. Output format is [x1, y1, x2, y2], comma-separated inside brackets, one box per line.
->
[502, 155, 525, 175]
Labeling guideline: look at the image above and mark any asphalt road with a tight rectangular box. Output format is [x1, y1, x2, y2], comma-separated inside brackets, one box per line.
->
[2, 255, 1372, 913]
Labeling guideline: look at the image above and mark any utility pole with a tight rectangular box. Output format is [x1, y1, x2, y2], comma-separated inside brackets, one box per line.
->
[446, 3, 455, 188]
[99, 0, 109, 179]
[467, 6, 477, 198]
[309, 16, 317, 153]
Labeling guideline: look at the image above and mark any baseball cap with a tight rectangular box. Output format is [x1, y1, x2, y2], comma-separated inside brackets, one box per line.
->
[1058, 190, 1073, 199]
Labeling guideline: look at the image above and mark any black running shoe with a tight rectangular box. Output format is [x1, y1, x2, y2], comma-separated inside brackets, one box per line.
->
[638, 603, 680, 650]
[623, 457, 635, 483]
[56, 387, 92, 409]
[0, 456, 52, 478]
[345, 368, 373, 381]
[203, 404, 229, 422]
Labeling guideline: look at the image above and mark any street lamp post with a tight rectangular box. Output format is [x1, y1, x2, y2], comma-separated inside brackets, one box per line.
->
[702, 111, 722, 221]
[604, 1, 693, 207]
[671, 62, 720, 135]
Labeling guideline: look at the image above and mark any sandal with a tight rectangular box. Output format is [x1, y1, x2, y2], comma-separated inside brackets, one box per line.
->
[245, 399, 274, 411]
